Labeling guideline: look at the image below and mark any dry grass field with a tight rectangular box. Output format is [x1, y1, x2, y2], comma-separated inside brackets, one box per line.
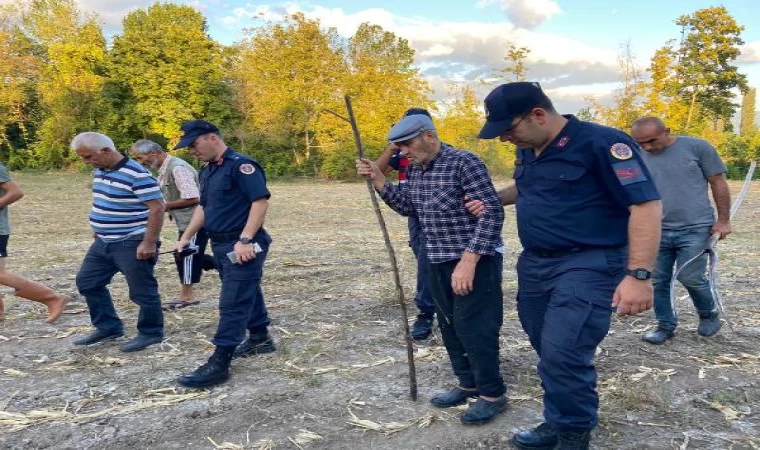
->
[0, 173, 759, 449]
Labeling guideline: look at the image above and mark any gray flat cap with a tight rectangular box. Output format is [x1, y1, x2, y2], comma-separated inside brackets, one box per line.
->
[387, 115, 436, 143]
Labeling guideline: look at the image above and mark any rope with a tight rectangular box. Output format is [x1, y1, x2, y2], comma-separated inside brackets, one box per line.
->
[668, 161, 756, 331]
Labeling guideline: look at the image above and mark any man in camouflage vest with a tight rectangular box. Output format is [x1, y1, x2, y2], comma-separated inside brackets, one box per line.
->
[130, 140, 214, 310]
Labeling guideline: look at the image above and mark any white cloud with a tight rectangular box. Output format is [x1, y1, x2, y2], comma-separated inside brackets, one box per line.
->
[218, 3, 622, 110]
[76, 0, 152, 30]
[738, 41, 760, 64]
[495, 0, 562, 29]
[49, 1, 625, 111]
[421, 44, 455, 57]
[220, 4, 290, 26]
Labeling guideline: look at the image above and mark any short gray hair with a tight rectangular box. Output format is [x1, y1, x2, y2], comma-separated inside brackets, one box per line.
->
[70, 132, 116, 152]
[131, 139, 164, 155]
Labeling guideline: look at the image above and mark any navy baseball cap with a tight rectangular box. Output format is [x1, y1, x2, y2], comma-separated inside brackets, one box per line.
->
[478, 82, 549, 139]
[174, 119, 220, 149]
[387, 115, 436, 143]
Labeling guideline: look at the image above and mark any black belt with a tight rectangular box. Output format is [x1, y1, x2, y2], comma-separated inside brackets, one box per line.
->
[207, 229, 243, 243]
[524, 246, 625, 258]
[524, 246, 586, 258]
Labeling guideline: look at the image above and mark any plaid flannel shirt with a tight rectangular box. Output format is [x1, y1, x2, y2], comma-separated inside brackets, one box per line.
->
[379, 144, 504, 264]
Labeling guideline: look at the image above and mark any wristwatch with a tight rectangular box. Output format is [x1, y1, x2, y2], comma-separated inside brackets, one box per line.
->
[626, 268, 652, 280]
[238, 237, 253, 245]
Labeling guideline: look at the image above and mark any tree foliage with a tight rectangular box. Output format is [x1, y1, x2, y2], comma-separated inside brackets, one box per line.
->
[105, 3, 232, 150]
[0, 2, 755, 180]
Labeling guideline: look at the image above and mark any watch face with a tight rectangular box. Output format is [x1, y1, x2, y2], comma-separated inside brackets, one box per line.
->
[628, 268, 650, 280]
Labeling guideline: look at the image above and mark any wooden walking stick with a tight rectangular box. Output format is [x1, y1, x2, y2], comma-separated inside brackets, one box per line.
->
[325, 95, 418, 401]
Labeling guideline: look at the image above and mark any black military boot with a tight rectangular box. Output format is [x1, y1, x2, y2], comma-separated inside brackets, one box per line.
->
[177, 346, 234, 388]
[233, 330, 276, 358]
[411, 313, 434, 340]
[511, 422, 558, 449]
[556, 430, 591, 450]
[697, 311, 722, 337]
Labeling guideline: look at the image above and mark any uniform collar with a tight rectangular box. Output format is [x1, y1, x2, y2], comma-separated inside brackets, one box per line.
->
[529, 115, 582, 160]
[548, 115, 581, 152]
[215, 147, 234, 166]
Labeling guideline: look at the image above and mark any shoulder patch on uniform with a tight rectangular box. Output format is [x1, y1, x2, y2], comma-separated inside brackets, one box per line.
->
[240, 164, 255, 175]
[610, 143, 633, 160]
[612, 160, 648, 186]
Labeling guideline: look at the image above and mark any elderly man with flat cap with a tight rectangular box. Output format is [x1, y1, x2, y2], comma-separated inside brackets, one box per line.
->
[373, 107, 439, 340]
[357, 115, 507, 425]
[173, 120, 275, 389]
[472, 82, 662, 449]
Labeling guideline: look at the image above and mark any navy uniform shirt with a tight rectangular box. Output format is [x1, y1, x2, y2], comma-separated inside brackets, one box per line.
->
[514, 115, 660, 251]
[199, 148, 270, 233]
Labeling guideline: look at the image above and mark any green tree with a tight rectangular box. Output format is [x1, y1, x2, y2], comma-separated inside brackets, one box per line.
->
[0, 5, 43, 168]
[437, 85, 512, 176]
[33, 18, 107, 167]
[493, 42, 531, 82]
[105, 3, 233, 149]
[674, 6, 748, 128]
[641, 43, 693, 132]
[230, 13, 347, 175]
[597, 41, 646, 130]
[3, 0, 108, 168]
[739, 87, 756, 136]
[335, 22, 432, 177]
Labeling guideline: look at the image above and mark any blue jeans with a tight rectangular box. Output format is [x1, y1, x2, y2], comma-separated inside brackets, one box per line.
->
[76, 236, 163, 337]
[211, 232, 271, 348]
[517, 247, 626, 432]
[653, 227, 716, 331]
[408, 216, 435, 317]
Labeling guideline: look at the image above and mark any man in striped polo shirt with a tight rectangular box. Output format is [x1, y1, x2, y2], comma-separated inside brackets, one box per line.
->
[71, 132, 166, 352]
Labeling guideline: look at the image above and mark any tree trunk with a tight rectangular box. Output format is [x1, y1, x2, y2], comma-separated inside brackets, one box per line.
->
[686, 88, 699, 129]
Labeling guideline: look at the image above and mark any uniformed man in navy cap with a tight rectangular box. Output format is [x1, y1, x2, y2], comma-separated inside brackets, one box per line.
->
[173, 119, 275, 388]
[474, 82, 662, 449]
[357, 114, 508, 426]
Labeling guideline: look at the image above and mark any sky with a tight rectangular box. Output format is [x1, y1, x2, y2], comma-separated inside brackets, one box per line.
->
[68, 0, 760, 114]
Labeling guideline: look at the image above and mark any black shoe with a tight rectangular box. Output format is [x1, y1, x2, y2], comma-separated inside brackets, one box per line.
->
[120, 334, 163, 352]
[697, 311, 722, 337]
[430, 387, 479, 408]
[73, 329, 124, 346]
[643, 327, 674, 345]
[557, 430, 591, 450]
[411, 314, 434, 340]
[511, 423, 558, 449]
[460, 396, 507, 425]
[233, 332, 276, 359]
[177, 347, 233, 388]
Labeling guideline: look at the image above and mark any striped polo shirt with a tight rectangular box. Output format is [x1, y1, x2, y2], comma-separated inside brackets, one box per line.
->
[89, 156, 163, 242]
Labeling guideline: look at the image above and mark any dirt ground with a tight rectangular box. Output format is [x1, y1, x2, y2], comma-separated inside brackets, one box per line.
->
[0, 173, 758, 450]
